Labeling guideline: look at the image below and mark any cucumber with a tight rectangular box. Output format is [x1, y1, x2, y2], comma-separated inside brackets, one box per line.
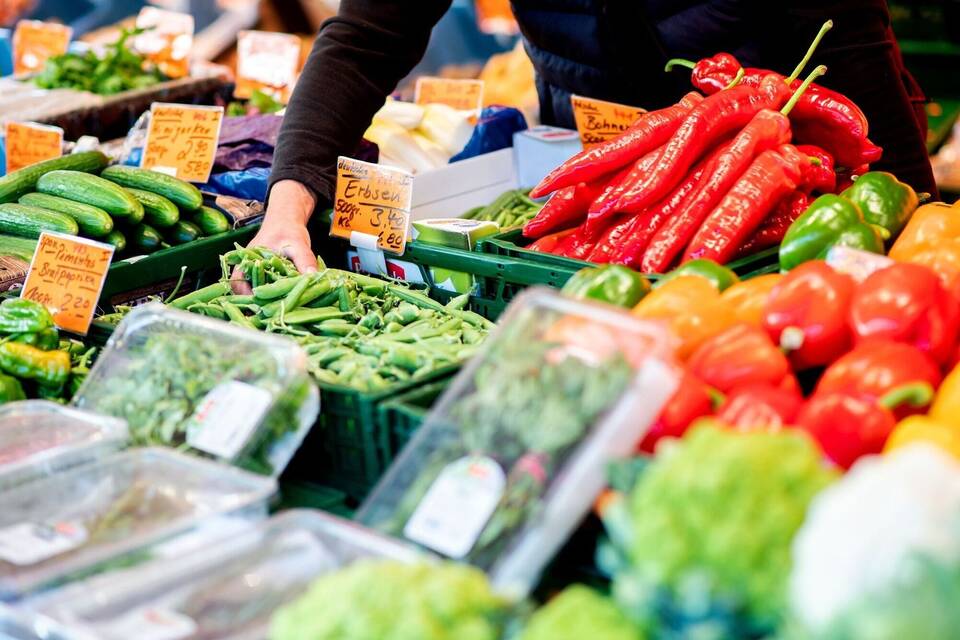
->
[37, 170, 143, 221]
[130, 223, 164, 254]
[124, 187, 179, 228]
[18, 193, 113, 238]
[104, 230, 126, 254]
[166, 220, 202, 245]
[0, 152, 109, 204]
[192, 206, 230, 235]
[0, 235, 39, 262]
[0, 204, 79, 238]
[100, 165, 203, 211]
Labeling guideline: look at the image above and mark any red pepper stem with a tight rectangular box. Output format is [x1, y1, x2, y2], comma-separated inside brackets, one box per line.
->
[724, 67, 745, 90]
[781, 65, 827, 116]
[786, 20, 834, 83]
[879, 382, 935, 410]
[707, 388, 726, 410]
[918, 192, 932, 204]
[664, 58, 697, 72]
[808, 157, 822, 167]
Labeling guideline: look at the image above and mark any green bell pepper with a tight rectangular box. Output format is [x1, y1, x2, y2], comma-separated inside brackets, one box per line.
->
[0, 299, 53, 334]
[779, 194, 886, 271]
[841, 171, 919, 237]
[0, 374, 25, 404]
[655, 259, 741, 292]
[562, 265, 651, 308]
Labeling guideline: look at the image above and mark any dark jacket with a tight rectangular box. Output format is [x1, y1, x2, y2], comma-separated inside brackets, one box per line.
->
[273, 0, 935, 204]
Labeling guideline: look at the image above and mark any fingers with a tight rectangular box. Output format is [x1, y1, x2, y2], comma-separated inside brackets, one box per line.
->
[284, 242, 319, 275]
[230, 265, 253, 295]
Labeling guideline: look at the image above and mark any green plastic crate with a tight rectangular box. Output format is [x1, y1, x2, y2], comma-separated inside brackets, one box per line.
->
[376, 378, 451, 465]
[276, 480, 353, 517]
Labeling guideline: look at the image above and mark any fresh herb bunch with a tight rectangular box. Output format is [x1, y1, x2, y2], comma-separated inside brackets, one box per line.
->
[34, 28, 166, 95]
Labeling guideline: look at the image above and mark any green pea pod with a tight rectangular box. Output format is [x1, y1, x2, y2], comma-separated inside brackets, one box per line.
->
[655, 259, 740, 292]
[0, 374, 25, 403]
[841, 171, 919, 238]
[0, 342, 70, 387]
[561, 265, 651, 308]
[779, 194, 886, 271]
[0, 299, 54, 334]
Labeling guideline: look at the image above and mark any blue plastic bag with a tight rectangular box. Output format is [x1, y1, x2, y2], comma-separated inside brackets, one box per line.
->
[451, 106, 527, 162]
[203, 167, 270, 202]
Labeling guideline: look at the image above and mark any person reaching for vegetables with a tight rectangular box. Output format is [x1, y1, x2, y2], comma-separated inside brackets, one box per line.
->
[235, 1, 934, 287]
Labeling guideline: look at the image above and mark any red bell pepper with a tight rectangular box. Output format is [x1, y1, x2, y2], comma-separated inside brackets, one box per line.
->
[816, 339, 940, 418]
[795, 144, 837, 193]
[848, 262, 960, 366]
[762, 260, 856, 370]
[687, 322, 798, 394]
[638, 370, 714, 453]
[716, 382, 803, 431]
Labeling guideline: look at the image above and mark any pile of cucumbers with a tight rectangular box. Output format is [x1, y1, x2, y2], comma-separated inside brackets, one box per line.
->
[0, 151, 232, 257]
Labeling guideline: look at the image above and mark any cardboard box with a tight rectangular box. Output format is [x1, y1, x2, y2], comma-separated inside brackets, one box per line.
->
[410, 148, 516, 221]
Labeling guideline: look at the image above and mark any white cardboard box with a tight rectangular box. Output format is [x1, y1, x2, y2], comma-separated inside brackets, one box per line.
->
[410, 148, 517, 221]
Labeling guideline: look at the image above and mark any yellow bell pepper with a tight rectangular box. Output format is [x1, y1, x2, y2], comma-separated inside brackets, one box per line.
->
[886, 360, 960, 459]
[889, 201, 960, 295]
[632, 275, 737, 360]
[719, 273, 782, 326]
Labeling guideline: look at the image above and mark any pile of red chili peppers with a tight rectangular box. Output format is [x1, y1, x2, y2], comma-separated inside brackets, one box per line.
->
[523, 21, 878, 272]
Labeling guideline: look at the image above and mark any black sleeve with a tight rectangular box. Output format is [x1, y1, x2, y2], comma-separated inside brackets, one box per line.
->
[269, 0, 453, 206]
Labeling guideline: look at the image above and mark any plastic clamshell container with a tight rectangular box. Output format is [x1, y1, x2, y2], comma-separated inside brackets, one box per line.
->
[0, 402, 128, 492]
[0, 604, 73, 640]
[73, 303, 319, 477]
[358, 287, 679, 598]
[0, 447, 276, 601]
[35, 509, 423, 640]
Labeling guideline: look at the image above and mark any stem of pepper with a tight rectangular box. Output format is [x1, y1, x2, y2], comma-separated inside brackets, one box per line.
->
[781, 65, 827, 116]
[664, 58, 697, 72]
[786, 20, 833, 83]
[879, 382, 934, 410]
[723, 67, 745, 89]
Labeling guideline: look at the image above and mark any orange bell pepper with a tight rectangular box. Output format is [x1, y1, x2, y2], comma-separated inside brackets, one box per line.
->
[889, 201, 960, 296]
[632, 275, 737, 359]
[719, 273, 782, 325]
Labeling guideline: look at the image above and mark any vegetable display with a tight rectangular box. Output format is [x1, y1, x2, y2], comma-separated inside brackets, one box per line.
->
[460, 189, 543, 230]
[519, 585, 641, 640]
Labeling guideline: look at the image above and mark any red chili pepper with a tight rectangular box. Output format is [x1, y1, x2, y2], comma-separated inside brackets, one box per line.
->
[737, 191, 811, 257]
[582, 164, 641, 231]
[716, 382, 803, 431]
[796, 392, 898, 469]
[553, 224, 599, 259]
[641, 108, 793, 272]
[527, 227, 576, 253]
[530, 92, 703, 198]
[762, 260, 856, 370]
[682, 143, 807, 265]
[848, 262, 960, 365]
[522, 180, 607, 240]
[587, 214, 642, 264]
[816, 339, 941, 418]
[587, 146, 662, 219]
[638, 370, 714, 453]
[687, 322, 797, 394]
[612, 75, 791, 216]
[795, 144, 837, 193]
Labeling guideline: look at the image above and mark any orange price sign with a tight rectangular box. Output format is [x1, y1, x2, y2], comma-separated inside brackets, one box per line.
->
[135, 7, 194, 79]
[414, 77, 484, 115]
[21, 232, 114, 335]
[571, 95, 646, 147]
[330, 157, 413, 255]
[12, 20, 72, 77]
[141, 103, 224, 183]
[236, 30, 301, 103]
[5, 121, 63, 174]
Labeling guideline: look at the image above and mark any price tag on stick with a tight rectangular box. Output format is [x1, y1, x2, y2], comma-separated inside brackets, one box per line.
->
[571, 95, 646, 147]
[4, 122, 62, 174]
[330, 157, 413, 255]
[21, 233, 114, 336]
[141, 103, 223, 183]
[415, 77, 484, 116]
[12, 20, 71, 77]
[236, 30, 301, 103]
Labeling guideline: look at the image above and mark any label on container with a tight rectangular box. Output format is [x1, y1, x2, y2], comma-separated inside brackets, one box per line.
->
[135, 7, 194, 79]
[0, 521, 87, 565]
[331, 156, 413, 255]
[571, 95, 645, 147]
[4, 121, 62, 174]
[414, 77, 484, 116]
[825, 246, 893, 282]
[187, 381, 274, 460]
[21, 232, 114, 336]
[12, 20, 71, 77]
[236, 30, 301, 103]
[99, 607, 197, 640]
[404, 455, 505, 559]
[141, 103, 224, 183]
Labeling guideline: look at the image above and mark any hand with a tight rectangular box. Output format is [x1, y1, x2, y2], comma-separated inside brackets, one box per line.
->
[232, 180, 318, 293]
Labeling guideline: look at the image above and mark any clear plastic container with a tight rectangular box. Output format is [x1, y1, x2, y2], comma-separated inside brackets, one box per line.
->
[73, 303, 319, 477]
[35, 509, 422, 640]
[357, 287, 679, 598]
[0, 448, 276, 601]
[0, 604, 72, 640]
[0, 402, 128, 491]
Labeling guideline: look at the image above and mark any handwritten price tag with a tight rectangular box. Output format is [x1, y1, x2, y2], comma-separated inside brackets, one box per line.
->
[21, 233, 113, 335]
[415, 77, 484, 115]
[12, 20, 71, 77]
[141, 103, 223, 183]
[5, 122, 62, 174]
[331, 157, 413, 255]
[571, 95, 646, 147]
[135, 7, 194, 79]
[236, 30, 301, 103]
